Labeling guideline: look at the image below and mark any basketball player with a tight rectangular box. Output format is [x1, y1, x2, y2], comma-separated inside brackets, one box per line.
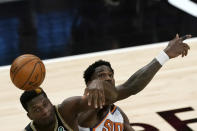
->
[21, 81, 118, 131]
[21, 34, 191, 131]
[78, 34, 191, 131]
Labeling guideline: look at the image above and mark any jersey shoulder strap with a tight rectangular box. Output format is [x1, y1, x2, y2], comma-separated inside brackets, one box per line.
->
[24, 123, 33, 131]
[55, 105, 73, 131]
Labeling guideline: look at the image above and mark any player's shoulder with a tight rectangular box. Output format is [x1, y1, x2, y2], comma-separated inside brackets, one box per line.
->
[112, 104, 121, 110]
[57, 96, 83, 119]
[112, 105, 127, 116]
[111, 104, 120, 110]
[59, 96, 83, 110]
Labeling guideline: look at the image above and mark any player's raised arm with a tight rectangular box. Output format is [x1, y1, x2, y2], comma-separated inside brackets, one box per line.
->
[60, 79, 117, 111]
[115, 34, 191, 101]
[57, 80, 118, 127]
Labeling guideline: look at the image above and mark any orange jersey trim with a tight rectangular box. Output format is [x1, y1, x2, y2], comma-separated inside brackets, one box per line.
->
[111, 105, 117, 114]
[93, 110, 110, 130]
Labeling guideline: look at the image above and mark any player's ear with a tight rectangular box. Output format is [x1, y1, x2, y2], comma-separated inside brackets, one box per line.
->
[86, 79, 97, 87]
[86, 81, 91, 86]
[86, 78, 94, 86]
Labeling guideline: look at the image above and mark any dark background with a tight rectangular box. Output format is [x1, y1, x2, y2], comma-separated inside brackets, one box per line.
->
[0, 0, 197, 66]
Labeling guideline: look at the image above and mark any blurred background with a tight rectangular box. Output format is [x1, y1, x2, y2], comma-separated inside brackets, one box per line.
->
[0, 0, 197, 66]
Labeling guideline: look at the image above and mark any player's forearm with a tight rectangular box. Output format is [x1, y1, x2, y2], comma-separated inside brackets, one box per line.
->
[116, 58, 162, 100]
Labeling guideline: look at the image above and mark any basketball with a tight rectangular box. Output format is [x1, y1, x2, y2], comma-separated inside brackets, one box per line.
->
[10, 54, 46, 90]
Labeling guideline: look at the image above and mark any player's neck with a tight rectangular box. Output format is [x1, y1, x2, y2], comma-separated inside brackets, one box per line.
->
[96, 105, 111, 117]
[33, 116, 57, 131]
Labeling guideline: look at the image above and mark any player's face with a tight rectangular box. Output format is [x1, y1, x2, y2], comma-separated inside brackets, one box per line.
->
[92, 65, 115, 88]
[27, 94, 55, 126]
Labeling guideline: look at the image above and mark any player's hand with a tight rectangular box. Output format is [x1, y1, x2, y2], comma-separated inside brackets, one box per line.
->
[164, 34, 192, 59]
[84, 79, 105, 109]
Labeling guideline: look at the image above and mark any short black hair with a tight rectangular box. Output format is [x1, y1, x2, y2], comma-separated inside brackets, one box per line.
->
[83, 60, 114, 84]
[20, 87, 47, 112]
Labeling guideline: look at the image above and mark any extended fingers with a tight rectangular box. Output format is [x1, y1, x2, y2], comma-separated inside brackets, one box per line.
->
[180, 34, 192, 41]
[183, 43, 190, 50]
[175, 34, 192, 41]
[87, 90, 103, 109]
[175, 34, 192, 44]
[180, 43, 190, 57]
[101, 89, 105, 106]
[98, 90, 104, 109]
[88, 91, 93, 106]
[181, 50, 186, 57]
[93, 91, 98, 108]
[183, 43, 190, 57]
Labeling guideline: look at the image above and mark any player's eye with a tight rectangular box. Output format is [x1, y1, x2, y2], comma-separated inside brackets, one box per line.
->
[98, 74, 105, 77]
[33, 108, 40, 113]
[43, 101, 48, 107]
[109, 74, 113, 78]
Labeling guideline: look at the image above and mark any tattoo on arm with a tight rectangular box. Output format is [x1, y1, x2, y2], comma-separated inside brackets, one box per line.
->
[116, 59, 162, 100]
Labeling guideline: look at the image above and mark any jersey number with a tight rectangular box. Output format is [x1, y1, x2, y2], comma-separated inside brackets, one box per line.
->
[102, 119, 123, 131]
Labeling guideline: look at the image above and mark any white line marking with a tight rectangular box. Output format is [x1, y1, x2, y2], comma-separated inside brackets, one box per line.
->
[1, 37, 196, 70]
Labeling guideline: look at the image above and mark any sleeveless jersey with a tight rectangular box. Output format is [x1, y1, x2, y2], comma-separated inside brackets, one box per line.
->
[78, 105, 124, 131]
[24, 106, 73, 131]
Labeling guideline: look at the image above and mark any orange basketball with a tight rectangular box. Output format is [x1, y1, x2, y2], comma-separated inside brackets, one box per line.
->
[10, 54, 46, 90]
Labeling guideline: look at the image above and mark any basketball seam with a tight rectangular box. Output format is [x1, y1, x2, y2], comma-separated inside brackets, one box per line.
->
[38, 62, 45, 83]
[37, 62, 45, 88]
[37, 62, 42, 87]
[20, 62, 38, 90]
[12, 58, 39, 82]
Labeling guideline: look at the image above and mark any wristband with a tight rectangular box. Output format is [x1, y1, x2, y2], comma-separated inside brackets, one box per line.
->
[155, 50, 170, 65]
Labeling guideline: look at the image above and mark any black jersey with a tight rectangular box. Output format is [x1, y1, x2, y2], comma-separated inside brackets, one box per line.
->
[24, 106, 72, 131]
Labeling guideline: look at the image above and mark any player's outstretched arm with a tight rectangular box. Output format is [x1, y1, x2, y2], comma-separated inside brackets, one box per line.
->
[57, 80, 118, 129]
[58, 95, 116, 129]
[116, 34, 191, 101]
[57, 96, 95, 130]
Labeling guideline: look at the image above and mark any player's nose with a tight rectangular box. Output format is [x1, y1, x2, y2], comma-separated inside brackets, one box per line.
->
[41, 108, 50, 117]
[105, 75, 112, 82]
